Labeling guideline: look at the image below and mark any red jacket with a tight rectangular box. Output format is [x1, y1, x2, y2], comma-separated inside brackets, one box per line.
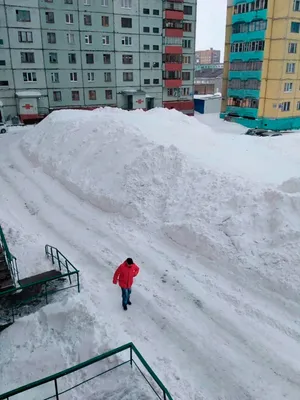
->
[113, 261, 139, 289]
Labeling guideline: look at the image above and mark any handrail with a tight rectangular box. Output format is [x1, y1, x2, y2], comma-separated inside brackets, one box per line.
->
[0, 225, 19, 284]
[45, 244, 79, 273]
[0, 343, 174, 400]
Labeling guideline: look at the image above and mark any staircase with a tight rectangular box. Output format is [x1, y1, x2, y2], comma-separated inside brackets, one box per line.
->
[0, 251, 14, 292]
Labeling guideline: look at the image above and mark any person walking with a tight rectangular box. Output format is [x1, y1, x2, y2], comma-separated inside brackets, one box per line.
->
[113, 258, 140, 310]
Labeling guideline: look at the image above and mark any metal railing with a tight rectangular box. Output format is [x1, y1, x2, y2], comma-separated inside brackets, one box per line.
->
[0, 225, 19, 285]
[0, 343, 174, 400]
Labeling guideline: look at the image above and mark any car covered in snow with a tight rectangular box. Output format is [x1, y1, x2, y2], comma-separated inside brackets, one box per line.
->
[0, 123, 7, 134]
[245, 128, 282, 137]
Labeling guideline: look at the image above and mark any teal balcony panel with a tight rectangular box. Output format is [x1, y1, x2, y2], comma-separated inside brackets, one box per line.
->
[229, 70, 262, 80]
[231, 30, 266, 42]
[226, 105, 258, 119]
[229, 51, 264, 62]
[234, 0, 256, 4]
[227, 88, 260, 98]
[232, 9, 268, 24]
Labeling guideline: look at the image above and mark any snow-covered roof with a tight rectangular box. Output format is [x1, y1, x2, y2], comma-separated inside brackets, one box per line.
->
[16, 91, 42, 98]
[194, 94, 222, 100]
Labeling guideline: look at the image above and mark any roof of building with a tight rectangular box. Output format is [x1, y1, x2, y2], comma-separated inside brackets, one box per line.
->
[194, 69, 223, 79]
[194, 94, 222, 100]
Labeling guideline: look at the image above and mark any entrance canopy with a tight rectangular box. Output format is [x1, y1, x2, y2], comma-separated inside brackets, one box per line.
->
[16, 91, 41, 98]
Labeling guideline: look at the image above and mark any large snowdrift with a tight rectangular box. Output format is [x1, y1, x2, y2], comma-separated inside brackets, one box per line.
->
[20, 108, 300, 293]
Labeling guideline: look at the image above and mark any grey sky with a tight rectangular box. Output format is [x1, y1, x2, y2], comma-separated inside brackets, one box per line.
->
[196, 0, 227, 59]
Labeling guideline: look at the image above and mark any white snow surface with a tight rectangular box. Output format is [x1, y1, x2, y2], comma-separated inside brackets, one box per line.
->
[0, 108, 300, 399]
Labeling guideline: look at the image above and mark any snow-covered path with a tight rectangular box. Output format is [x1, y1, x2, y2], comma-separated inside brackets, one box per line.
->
[1, 122, 300, 400]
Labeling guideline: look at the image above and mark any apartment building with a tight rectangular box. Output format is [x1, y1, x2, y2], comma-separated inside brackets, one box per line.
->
[0, 0, 196, 123]
[195, 48, 221, 65]
[221, 0, 300, 130]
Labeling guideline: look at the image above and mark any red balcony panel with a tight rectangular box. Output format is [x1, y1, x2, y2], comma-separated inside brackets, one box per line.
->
[164, 79, 182, 88]
[165, 10, 184, 20]
[165, 28, 183, 37]
[163, 100, 194, 111]
[165, 45, 183, 54]
[165, 63, 183, 71]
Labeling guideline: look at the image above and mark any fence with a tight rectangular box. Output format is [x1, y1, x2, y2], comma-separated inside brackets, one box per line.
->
[0, 225, 19, 285]
[0, 343, 174, 400]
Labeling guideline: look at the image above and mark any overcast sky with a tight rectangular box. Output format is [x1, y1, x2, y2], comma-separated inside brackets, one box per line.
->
[196, 0, 227, 60]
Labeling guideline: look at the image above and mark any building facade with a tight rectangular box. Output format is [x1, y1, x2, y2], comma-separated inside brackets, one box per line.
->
[0, 0, 196, 123]
[194, 68, 223, 94]
[195, 48, 221, 65]
[221, 0, 300, 130]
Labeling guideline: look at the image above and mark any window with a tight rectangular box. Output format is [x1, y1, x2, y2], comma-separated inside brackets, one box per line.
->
[291, 22, 300, 33]
[51, 72, 59, 83]
[286, 63, 296, 73]
[85, 34, 92, 44]
[144, 79, 150, 84]
[0, 81, 9, 86]
[21, 52, 35, 63]
[284, 82, 293, 92]
[72, 90, 80, 101]
[53, 91, 62, 101]
[49, 52, 58, 63]
[104, 72, 111, 82]
[0, 60, 6, 66]
[16, 10, 31, 22]
[182, 88, 190, 96]
[46, 11, 55, 23]
[294, 0, 300, 11]
[105, 90, 112, 100]
[86, 53, 94, 64]
[153, 45, 159, 50]
[230, 40, 265, 52]
[143, 27, 150, 33]
[66, 13, 74, 24]
[122, 54, 133, 64]
[153, 9, 159, 16]
[229, 60, 262, 71]
[123, 72, 133, 81]
[84, 14, 92, 25]
[297, 101, 300, 110]
[65, 0, 73, 4]
[67, 33, 75, 44]
[101, 0, 108, 6]
[153, 62, 159, 68]
[121, 0, 132, 8]
[182, 39, 191, 48]
[153, 27, 159, 33]
[184, 5, 192, 15]
[122, 36, 132, 45]
[144, 62, 150, 68]
[143, 8, 150, 14]
[102, 35, 110, 45]
[184, 23, 192, 32]
[23, 72, 37, 82]
[153, 79, 159, 84]
[84, 0, 91, 5]
[103, 53, 111, 64]
[18, 31, 33, 43]
[288, 42, 297, 53]
[68, 53, 76, 63]
[102, 16, 109, 26]
[88, 72, 95, 81]
[70, 72, 78, 81]
[0, 40, 3, 45]
[144, 44, 150, 50]
[89, 90, 96, 100]
[121, 18, 132, 28]
[182, 72, 191, 80]
[47, 32, 56, 43]
[281, 102, 290, 111]
[163, 37, 182, 45]
[183, 56, 191, 64]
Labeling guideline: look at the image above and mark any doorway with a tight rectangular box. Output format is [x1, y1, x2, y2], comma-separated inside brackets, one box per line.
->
[146, 97, 154, 110]
[127, 95, 133, 110]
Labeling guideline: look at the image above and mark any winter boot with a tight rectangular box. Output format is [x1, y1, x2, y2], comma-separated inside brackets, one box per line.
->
[123, 304, 127, 311]
[127, 300, 132, 305]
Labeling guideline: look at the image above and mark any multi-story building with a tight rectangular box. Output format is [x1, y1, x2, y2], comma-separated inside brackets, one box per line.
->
[194, 67, 223, 95]
[0, 0, 196, 123]
[221, 0, 300, 130]
[195, 48, 221, 65]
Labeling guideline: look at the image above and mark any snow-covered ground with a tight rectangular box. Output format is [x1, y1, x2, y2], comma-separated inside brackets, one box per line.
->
[1, 109, 300, 399]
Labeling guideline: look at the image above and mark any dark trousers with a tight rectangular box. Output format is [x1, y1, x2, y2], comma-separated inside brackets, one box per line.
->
[121, 288, 131, 306]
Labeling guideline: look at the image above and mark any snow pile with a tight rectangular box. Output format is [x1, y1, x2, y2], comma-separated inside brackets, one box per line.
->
[20, 108, 300, 290]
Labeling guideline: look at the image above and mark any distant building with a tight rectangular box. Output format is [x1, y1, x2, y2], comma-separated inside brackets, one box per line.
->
[0, 0, 197, 123]
[194, 93, 221, 114]
[195, 48, 221, 65]
[194, 68, 223, 95]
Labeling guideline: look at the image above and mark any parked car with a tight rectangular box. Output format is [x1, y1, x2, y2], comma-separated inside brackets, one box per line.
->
[0, 123, 7, 134]
[245, 128, 282, 137]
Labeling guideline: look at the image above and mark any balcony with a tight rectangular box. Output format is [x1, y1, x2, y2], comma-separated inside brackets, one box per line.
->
[227, 88, 260, 98]
[165, 10, 184, 20]
[164, 45, 182, 54]
[232, 9, 267, 24]
[165, 28, 183, 37]
[165, 63, 183, 71]
[164, 79, 182, 88]
[231, 30, 266, 42]
[226, 105, 258, 119]
[229, 51, 264, 62]
[229, 70, 262, 80]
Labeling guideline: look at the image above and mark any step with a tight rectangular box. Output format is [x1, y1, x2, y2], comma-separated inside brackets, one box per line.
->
[0, 277, 14, 292]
